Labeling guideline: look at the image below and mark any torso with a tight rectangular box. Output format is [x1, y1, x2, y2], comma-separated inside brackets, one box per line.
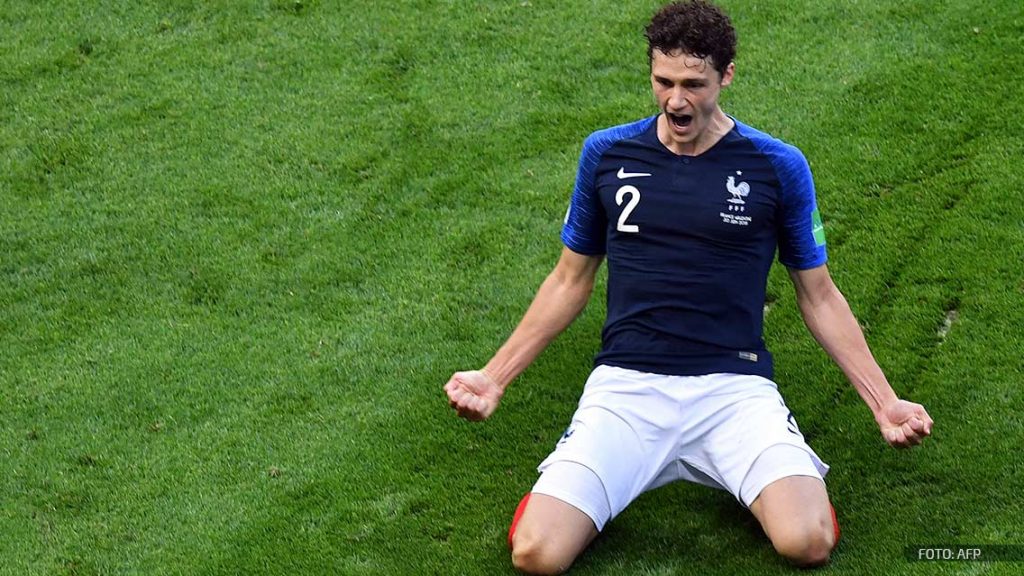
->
[562, 115, 827, 378]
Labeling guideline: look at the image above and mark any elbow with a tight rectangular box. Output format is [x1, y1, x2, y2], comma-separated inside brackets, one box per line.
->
[549, 271, 595, 305]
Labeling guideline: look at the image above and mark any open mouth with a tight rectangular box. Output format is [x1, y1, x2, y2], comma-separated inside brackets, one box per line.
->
[668, 113, 693, 128]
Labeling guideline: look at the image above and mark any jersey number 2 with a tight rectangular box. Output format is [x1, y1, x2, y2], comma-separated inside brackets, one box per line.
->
[616, 185, 640, 233]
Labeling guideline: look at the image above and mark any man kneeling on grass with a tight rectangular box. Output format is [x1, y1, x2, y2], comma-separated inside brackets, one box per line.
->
[445, 1, 933, 573]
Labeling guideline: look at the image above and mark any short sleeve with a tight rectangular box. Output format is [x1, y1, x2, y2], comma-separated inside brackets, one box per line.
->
[561, 134, 608, 255]
[772, 145, 827, 269]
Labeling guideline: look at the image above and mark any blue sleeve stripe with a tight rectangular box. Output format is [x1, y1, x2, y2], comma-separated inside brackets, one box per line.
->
[561, 117, 656, 255]
[735, 121, 828, 269]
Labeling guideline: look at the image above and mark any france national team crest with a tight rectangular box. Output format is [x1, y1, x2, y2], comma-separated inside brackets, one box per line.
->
[721, 171, 753, 226]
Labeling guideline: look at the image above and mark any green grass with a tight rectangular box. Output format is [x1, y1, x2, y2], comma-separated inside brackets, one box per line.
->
[2, 0, 1022, 574]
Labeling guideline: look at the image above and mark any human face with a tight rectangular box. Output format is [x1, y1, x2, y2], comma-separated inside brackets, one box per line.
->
[650, 49, 734, 155]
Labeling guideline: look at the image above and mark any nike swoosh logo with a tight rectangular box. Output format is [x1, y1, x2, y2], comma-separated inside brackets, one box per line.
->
[617, 167, 652, 179]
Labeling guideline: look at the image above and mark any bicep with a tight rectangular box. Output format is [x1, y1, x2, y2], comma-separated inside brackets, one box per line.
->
[787, 264, 837, 308]
[553, 247, 603, 287]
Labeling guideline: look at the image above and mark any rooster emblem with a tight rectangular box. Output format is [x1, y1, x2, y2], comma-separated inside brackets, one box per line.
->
[726, 171, 750, 204]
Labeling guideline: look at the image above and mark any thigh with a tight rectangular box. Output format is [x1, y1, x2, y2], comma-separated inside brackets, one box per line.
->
[685, 374, 829, 504]
[536, 366, 683, 527]
[748, 475, 836, 566]
[749, 475, 831, 537]
[511, 493, 598, 574]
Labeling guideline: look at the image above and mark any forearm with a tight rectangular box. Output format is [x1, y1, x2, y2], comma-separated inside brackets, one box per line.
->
[483, 270, 594, 390]
[798, 287, 898, 418]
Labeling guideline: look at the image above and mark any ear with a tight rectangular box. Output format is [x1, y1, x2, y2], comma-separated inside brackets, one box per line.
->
[720, 62, 735, 87]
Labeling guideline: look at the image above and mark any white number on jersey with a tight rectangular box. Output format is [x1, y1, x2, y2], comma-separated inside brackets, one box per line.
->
[616, 185, 640, 233]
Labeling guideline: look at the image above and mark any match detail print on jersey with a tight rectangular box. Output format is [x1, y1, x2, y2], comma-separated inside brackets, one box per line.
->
[721, 170, 752, 226]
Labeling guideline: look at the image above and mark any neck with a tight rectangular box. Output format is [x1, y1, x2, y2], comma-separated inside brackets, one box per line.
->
[659, 108, 734, 156]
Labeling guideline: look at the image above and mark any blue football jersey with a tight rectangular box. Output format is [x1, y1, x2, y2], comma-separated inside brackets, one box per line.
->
[562, 115, 827, 379]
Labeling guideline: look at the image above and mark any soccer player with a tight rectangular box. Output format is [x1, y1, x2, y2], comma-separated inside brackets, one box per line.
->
[444, 1, 933, 573]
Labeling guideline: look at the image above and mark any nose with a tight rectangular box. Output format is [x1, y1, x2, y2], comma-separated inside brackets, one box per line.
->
[667, 88, 688, 111]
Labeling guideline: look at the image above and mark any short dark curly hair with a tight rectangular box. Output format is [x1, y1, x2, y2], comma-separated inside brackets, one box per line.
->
[645, 0, 736, 76]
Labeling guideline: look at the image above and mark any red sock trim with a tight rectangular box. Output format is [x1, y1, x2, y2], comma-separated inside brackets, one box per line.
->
[508, 493, 532, 548]
[830, 503, 841, 548]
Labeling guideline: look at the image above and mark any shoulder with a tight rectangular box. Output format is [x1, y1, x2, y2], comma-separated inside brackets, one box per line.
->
[581, 116, 658, 157]
[732, 119, 813, 190]
[732, 119, 808, 167]
[732, 119, 810, 175]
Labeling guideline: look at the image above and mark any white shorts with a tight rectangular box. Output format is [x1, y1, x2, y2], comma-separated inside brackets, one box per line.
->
[532, 365, 829, 531]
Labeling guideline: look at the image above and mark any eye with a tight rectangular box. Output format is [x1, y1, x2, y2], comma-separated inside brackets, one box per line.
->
[656, 77, 673, 88]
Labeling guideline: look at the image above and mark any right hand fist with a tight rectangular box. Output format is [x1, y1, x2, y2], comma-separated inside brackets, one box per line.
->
[444, 370, 503, 421]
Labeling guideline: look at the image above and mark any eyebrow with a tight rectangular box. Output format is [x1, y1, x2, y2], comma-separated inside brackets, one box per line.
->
[652, 75, 708, 86]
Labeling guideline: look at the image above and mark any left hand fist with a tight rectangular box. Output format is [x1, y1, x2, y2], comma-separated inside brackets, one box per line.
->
[878, 399, 934, 448]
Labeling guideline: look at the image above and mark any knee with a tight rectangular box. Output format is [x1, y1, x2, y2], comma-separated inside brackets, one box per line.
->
[771, 522, 835, 567]
[511, 531, 571, 575]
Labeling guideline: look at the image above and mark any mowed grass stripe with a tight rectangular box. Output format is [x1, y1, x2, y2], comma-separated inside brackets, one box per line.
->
[3, 4, 415, 575]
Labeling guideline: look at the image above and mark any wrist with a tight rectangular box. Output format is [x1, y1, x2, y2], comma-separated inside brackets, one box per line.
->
[480, 366, 505, 392]
[872, 395, 900, 423]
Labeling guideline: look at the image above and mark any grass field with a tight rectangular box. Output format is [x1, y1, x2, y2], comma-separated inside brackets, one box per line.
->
[2, 1, 1023, 574]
